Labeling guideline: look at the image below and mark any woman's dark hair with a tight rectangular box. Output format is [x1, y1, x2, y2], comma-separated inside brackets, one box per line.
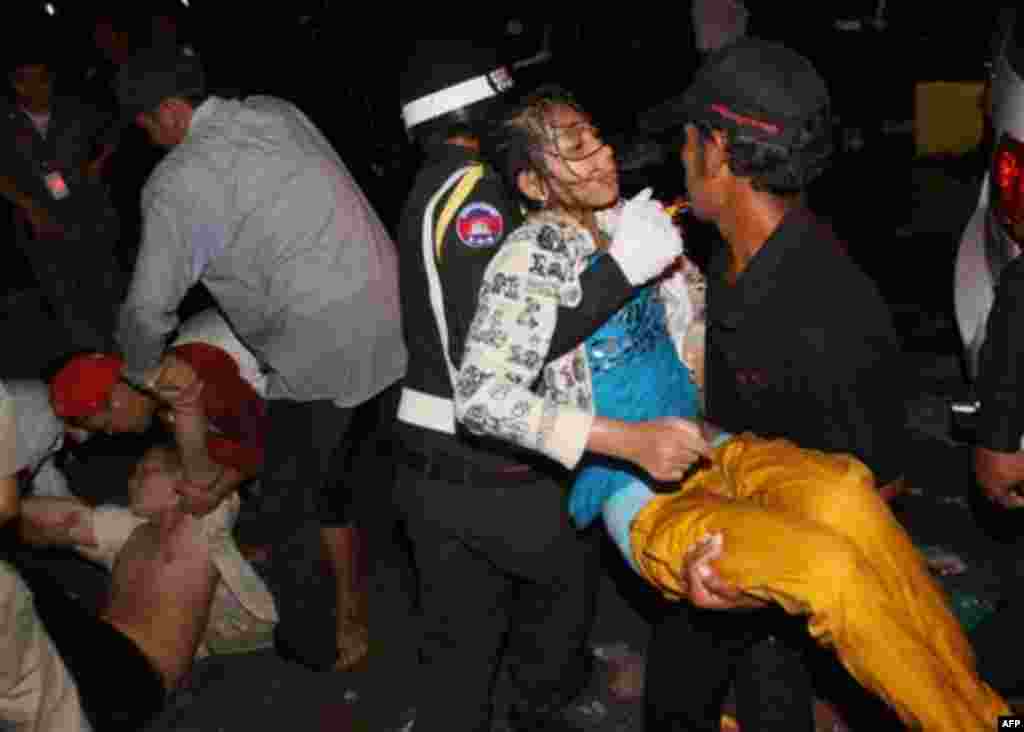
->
[480, 84, 589, 211]
[695, 106, 833, 194]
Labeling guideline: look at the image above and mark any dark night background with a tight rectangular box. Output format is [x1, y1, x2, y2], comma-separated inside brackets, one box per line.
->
[2, 4, 1022, 731]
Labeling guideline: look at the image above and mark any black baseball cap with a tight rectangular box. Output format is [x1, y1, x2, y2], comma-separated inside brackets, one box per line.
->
[116, 44, 205, 117]
[640, 39, 830, 148]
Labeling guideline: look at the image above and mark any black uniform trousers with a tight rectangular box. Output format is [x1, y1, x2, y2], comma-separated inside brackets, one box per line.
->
[235, 397, 355, 670]
[395, 456, 598, 732]
[646, 602, 815, 732]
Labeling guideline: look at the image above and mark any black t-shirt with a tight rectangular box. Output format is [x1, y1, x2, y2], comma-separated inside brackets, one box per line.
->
[975, 255, 1024, 453]
[705, 207, 907, 486]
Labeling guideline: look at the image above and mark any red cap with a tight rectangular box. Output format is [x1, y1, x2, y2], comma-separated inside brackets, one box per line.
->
[50, 354, 125, 418]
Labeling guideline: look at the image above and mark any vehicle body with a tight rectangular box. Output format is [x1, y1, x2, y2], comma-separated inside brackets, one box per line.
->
[954, 9, 1024, 379]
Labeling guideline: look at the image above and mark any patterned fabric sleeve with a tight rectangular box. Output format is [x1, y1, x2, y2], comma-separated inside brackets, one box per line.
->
[454, 220, 596, 469]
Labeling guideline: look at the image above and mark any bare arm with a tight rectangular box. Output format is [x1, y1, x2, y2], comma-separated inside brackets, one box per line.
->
[0, 387, 19, 526]
[0, 475, 17, 527]
[588, 416, 711, 483]
[974, 446, 1024, 509]
[147, 356, 238, 514]
[19, 496, 99, 553]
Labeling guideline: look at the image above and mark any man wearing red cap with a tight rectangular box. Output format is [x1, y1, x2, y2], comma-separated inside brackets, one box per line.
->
[50, 318, 269, 507]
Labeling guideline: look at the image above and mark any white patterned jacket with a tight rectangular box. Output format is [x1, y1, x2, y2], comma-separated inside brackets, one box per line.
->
[453, 210, 704, 470]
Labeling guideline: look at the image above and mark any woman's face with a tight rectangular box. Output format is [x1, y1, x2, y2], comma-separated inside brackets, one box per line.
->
[532, 103, 619, 213]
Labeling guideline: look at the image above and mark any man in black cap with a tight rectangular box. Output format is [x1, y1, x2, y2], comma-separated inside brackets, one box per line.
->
[113, 44, 407, 672]
[0, 50, 123, 354]
[640, 39, 910, 731]
[394, 39, 693, 731]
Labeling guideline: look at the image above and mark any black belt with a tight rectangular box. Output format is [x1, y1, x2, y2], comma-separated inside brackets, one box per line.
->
[396, 446, 542, 486]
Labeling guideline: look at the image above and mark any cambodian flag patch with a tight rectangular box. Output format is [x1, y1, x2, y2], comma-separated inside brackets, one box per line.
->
[456, 202, 504, 248]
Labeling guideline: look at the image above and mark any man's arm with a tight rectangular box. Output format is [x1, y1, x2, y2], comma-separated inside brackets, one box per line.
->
[168, 389, 241, 515]
[147, 354, 248, 515]
[974, 258, 1024, 508]
[18, 496, 98, 552]
[0, 387, 18, 526]
[0, 476, 16, 528]
[18, 497, 151, 571]
[974, 447, 1024, 509]
[116, 191, 199, 378]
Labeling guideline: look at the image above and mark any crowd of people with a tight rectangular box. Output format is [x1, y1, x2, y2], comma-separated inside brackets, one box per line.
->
[0, 13, 1021, 732]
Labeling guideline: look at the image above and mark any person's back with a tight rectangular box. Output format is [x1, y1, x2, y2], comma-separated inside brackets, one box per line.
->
[136, 95, 405, 404]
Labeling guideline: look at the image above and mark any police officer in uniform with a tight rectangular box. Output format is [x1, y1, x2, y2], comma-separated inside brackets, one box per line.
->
[394, 40, 653, 731]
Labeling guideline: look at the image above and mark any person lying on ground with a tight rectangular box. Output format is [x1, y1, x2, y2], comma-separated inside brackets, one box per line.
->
[16, 443, 277, 730]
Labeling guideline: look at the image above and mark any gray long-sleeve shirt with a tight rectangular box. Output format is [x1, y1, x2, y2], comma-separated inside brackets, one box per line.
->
[117, 96, 406, 405]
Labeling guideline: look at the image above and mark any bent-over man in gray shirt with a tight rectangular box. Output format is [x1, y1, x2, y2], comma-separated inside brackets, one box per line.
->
[113, 46, 406, 671]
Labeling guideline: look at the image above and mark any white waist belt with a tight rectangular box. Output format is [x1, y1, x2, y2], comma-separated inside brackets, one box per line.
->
[398, 387, 456, 435]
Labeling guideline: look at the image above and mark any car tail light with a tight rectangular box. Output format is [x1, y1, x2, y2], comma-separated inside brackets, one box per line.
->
[992, 133, 1024, 234]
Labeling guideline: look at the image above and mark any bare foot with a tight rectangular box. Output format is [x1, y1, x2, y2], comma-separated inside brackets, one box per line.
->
[605, 649, 645, 703]
[334, 620, 369, 671]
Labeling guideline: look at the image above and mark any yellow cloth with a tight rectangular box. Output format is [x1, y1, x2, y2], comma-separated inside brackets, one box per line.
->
[630, 434, 1009, 731]
[914, 81, 986, 157]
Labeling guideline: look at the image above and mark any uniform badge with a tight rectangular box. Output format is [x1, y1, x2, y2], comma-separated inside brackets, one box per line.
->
[44, 171, 69, 201]
[456, 202, 504, 248]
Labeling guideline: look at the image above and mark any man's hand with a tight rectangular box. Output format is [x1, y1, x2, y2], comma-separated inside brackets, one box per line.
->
[974, 446, 1024, 510]
[625, 417, 711, 483]
[19, 497, 97, 548]
[682, 532, 768, 610]
[175, 467, 228, 517]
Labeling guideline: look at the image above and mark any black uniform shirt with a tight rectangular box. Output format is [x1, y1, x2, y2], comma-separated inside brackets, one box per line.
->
[705, 207, 907, 486]
[976, 255, 1024, 453]
[396, 144, 633, 464]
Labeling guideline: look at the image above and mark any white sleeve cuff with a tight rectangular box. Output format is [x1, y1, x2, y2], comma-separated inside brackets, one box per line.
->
[542, 408, 595, 469]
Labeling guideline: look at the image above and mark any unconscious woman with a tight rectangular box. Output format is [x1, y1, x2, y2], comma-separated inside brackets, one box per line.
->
[452, 85, 1009, 731]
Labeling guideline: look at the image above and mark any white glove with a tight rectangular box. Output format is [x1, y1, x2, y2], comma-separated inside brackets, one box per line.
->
[607, 188, 683, 286]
